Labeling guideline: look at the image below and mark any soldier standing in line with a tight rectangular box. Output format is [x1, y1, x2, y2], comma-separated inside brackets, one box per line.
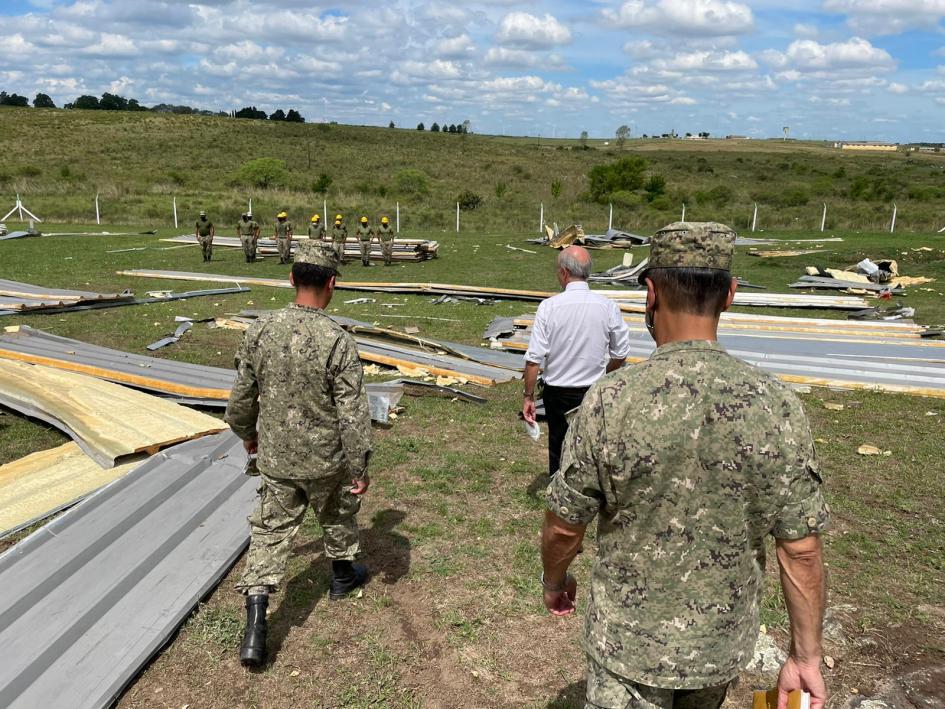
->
[308, 213, 326, 242]
[355, 215, 373, 267]
[377, 215, 395, 266]
[236, 212, 260, 263]
[226, 240, 373, 668]
[331, 214, 348, 264]
[274, 211, 294, 265]
[195, 210, 215, 262]
[540, 222, 830, 709]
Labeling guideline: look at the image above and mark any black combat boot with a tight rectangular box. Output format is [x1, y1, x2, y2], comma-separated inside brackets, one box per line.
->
[239, 594, 269, 667]
[329, 560, 368, 600]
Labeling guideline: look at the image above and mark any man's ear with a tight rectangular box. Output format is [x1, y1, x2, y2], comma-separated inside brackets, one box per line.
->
[722, 276, 738, 312]
[289, 271, 296, 288]
[327, 275, 336, 291]
[645, 277, 657, 311]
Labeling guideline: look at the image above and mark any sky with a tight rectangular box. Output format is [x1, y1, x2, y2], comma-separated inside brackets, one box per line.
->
[1, 0, 944, 142]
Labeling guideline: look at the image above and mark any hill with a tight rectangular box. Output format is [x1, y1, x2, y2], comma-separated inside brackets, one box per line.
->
[2, 107, 944, 232]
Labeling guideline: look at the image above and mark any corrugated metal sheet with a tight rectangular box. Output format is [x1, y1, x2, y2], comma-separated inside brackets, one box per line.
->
[0, 279, 134, 312]
[0, 431, 255, 709]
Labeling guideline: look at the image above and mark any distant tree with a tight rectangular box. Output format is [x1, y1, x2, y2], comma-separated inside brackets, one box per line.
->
[685, 132, 692, 138]
[588, 156, 648, 203]
[98, 92, 129, 111]
[615, 124, 631, 148]
[579, 130, 588, 149]
[417, 122, 425, 130]
[388, 120, 396, 128]
[698, 131, 710, 139]
[644, 174, 666, 201]
[285, 109, 304, 123]
[448, 124, 457, 134]
[33, 93, 55, 108]
[152, 103, 197, 114]
[269, 109, 286, 121]
[71, 94, 100, 110]
[394, 168, 430, 195]
[430, 122, 440, 132]
[312, 173, 332, 193]
[0, 91, 29, 107]
[462, 119, 470, 134]
[456, 190, 482, 210]
[128, 98, 146, 111]
[234, 157, 289, 188]
[235, 106, 267, 119]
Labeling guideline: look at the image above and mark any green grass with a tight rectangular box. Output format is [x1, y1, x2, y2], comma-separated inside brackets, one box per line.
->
[3, 108, 945, 232]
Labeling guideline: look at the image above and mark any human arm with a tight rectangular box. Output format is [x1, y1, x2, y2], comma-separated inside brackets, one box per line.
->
[541, 511, 585, 615]
[522, 361, 540, 423]
[210, 223, 215, 237]
[776, 535, 826, 709]
[224, 329, 260, 449]
[331, 334, 373, 492]
[607, 302, 631, 372]
[606, 358, 625, 373]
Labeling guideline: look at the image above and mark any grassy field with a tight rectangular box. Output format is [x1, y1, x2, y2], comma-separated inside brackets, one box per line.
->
[3, 107, 945, 234]
[1, 221, 943, 707]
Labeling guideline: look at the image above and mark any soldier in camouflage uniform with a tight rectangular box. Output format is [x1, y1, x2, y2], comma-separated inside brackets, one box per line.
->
[274, 211, 294, 264]
[308, 213, 326, 241]
[540, 222, 830, 709]
[236, 212, 260, 263]
[195, 210, 215, 262]
[331, 214, 348, 264]
[225, 240, 373, 667]
[355, 216, 374, 267]
[377, 215, 395, 266]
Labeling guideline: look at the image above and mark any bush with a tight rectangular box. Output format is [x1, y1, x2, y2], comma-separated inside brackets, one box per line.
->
[234, 157, 288, 189]
[550, 179, 562, 200]
[456, 190, 482, 210]
[695, 184, 734, 207]
[644, 175, 666, 202]
[167, 170, 187, 186]
[610, 190, 643, 209]
[495, 181, 508, 199]
[394, 168, 430, 196]
[649, 196, 673, 211]
[782, 186, 810, 206]
[17, 165, 42, 177]
[312, 173, 332, 193]
[588, 156, 647, 203]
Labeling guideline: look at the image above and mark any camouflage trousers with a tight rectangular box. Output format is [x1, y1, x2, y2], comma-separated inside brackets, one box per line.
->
[240, 235, 256, 262]
[198, 235, 213, 261]
[380, 239, 394, 265]
[333, 239, 347, 263]
[585, 657, 729, 709]
[277, 237, 292, 264]
[235, 472, 361, 594]
[359, 240, 371, 265]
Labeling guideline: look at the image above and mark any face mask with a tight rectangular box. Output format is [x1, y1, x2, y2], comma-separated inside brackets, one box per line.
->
[644, 308, 656, 339]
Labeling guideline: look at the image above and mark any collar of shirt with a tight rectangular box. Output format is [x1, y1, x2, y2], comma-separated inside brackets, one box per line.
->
[651, 339, 725, 359]
[289, 303, 325, 314]
[564, 280, 590, 292]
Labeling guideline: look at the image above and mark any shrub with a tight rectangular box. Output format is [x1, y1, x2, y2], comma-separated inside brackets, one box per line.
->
[644, 174, 666, 202]
[588, 156, 647, 203]
[782, 186, 810, 206]
[610, 190, 643, 209]
[495, 181, 508, 199]
[394, 168, 430, 196]
[550, 179, 562, 200]
[234, 157, 288, 188]
[649, 196, 673, 211]
[167, 170, 187, 186]
[695, 184, 734, 207]
[312, 173, 332, 193]
[17, 165, 42, 177]
[456, 190, 482, 210]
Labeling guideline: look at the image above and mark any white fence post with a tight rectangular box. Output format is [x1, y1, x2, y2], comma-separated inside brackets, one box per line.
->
[248, 198, 252, 216]
[95, 193, 100, 225]
[608, 203, 613, 231]
[173, 197, 178, 229]
[821, 203, 827, 232]
[323, 199, 327, 223]
[751, 203, 758, 232]
[539, 202, 544, 233]
[456, 202, 460, 233]
[396, 202, 400, 233]
[681, 203, 686, 221]
[890, 203, 897, 233]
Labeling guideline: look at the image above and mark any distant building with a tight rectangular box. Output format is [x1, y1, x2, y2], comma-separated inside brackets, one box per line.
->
[836, 141, 899, 152]
[725, 135, 750, 140]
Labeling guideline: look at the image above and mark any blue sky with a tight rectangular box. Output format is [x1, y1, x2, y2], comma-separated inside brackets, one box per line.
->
[1, 0, 944, 141]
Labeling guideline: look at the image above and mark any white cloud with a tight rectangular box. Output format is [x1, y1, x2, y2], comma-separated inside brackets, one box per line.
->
[602, 0, 754, 36]
[436, 34, 475, 58]
[81, 33, 139, 56]
[824, 0, 945, 35]
[762, 37, 895, 73]
[484, 47, 567, 69]
[794, 22, 819, 38]
[496, 12, 571, 49]
[623, 39, 662, 59]
[650, 49, 758, 72]
[391, 60, 463, 85]
[888, 81, 909, 93]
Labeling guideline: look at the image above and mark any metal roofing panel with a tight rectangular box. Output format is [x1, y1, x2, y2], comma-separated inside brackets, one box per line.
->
[0, 432, 255, 709]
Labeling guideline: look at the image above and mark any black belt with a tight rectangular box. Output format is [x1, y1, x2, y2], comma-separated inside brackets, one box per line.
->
[543, 384, 590, 393]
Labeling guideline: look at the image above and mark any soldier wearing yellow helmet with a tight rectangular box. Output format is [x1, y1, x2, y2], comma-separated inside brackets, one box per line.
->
[377, 216, 395, 266]
[331, 214, 348, 263]
[355, 216, 374, 267]
[273, 211, 294, 265]
[308, 213, 326, 241]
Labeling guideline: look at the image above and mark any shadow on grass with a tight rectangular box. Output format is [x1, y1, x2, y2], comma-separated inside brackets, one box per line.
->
[259, 507, 412, 668]
[548, 680, 585, 708]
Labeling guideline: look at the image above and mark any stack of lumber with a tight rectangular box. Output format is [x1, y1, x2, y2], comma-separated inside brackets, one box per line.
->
[0, 278, 134, 314]
[161, 235, 439, 261]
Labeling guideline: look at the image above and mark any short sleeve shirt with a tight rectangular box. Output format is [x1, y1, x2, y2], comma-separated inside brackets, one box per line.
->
[275, 220, 293, 238]
[546, 340, 829, 690]
[195, 219, 213, 237]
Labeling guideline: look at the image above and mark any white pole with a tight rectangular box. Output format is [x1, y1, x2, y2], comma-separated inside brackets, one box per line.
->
[173, 197, 178, 229]
[396, 202, 400, 233]
[16, 194, 23, 220]
[539, 202, 544, 233]
[323, 199, 327, 222]
[608, 203, 613, 231]
[751, 203, 758, 232]
[821, 203, 827, 232]
[456, 202, 460, 233]
[248, 197, 252, 215]
[681, 203, 686, 221]
[890, 203, 897, 233]
[95, 193, 100, 225]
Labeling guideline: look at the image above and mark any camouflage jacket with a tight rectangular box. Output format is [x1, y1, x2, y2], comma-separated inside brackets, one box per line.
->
[225, 304, 373, 480]
[331, 224, 348, 241]
[377, 224, 394, 242]
[356, 224, 374, 242]
[238, 219, 258, 236]
[308, 222, 326, 239]
[547, 339, 830, 690]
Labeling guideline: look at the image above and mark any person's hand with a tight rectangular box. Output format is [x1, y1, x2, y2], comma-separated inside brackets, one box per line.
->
[543, 575, 577, 616]
[777, 656, 826, 709]
[243, 438, 258, 455]
[350, 475, 370, 495]
[523, 397, 537, 424]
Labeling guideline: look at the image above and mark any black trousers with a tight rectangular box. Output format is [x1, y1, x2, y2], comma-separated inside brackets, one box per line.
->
[543, 384, 590, 477]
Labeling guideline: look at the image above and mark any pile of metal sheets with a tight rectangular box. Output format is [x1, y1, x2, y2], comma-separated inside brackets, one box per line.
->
[161, 235, 439, 261]
[0, 279, 134, 313]
[0, 432, 256, 709]
[486, 315, 945, 398]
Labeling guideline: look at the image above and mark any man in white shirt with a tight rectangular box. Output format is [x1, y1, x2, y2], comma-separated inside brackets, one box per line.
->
[522, 246, 631, 476]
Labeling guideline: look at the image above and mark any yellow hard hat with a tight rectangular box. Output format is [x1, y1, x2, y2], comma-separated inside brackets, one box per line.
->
[335, 219, 342, 225]
[277, 211, 288, 219]
[335, 214, 343, 221]
[381, 216, 390, 224]
[360, 216, 368, 223]
[311, 214, 320, 222]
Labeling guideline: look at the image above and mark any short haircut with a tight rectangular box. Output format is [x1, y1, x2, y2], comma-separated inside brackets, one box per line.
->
[646, 267, 733, 316]
[558, 250, 591, 279]
[291, 262, 335, 289]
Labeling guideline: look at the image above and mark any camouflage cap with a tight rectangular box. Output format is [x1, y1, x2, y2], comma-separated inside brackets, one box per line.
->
[639, 222, 736, 281]
[294, 240, 340, 272]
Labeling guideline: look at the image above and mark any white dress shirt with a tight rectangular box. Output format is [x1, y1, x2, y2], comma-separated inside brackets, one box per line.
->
[524, 281, 631, 387]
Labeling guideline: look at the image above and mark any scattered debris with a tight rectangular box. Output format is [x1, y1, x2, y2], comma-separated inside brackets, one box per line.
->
[824, 403, 845, 411]
[344, 297, 376, 305]
[748, 249, 828, 258]
[162, 234, 439, 261]
[857, 444, 891, 456]
[505, 244, 536, 254]
[146, 320, 193, 351]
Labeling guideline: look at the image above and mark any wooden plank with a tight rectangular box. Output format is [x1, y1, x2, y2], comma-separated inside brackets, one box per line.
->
[0, 359, 226, 467]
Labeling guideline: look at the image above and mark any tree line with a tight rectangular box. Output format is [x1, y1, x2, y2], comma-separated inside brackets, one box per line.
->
[413, 120, 470, 133]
